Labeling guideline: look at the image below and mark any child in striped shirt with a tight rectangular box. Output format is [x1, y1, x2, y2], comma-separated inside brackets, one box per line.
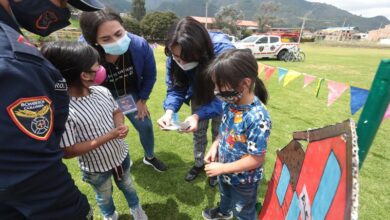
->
[41, 41, 147, 220]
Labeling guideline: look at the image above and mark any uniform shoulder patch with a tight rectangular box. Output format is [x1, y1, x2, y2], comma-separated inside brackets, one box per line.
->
[7, 96, 53, 141]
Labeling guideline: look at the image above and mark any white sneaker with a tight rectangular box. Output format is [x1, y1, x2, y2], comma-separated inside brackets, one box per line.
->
[103, 211, 118, 220]
[131, 206, 148, 220]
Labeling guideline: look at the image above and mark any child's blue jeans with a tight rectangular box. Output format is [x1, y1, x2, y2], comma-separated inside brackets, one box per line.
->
[82, 154, 139, 217]
[218, 177, 259, 220]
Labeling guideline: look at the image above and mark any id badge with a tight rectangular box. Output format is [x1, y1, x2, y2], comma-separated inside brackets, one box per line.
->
[116, 94, 137, 114]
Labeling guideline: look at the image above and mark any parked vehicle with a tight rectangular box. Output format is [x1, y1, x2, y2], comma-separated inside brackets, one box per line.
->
[234, 35, 299, 60]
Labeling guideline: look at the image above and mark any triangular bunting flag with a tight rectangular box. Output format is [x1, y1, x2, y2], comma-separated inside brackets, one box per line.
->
[303, 74, 316, 88]
[383, 104, 390, 121]
[258, 63, 265, 76]
[314, 78, 324, 97]
[350, 86, 369, 115]
[283, 70, 302, 87]
[264, 66, 276, 81]
[278, 68, 288, 83]
[327, 81, 349, 106]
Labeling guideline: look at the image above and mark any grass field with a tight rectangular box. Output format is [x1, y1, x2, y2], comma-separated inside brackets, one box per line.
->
[64, 43, 390, 219]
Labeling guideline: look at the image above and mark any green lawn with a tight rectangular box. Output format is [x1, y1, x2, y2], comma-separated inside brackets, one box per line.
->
[64, 43, 390, 219]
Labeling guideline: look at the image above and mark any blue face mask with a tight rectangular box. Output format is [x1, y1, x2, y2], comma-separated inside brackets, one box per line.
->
[101, 34, 131, 55]
[9, 0, 71, 37]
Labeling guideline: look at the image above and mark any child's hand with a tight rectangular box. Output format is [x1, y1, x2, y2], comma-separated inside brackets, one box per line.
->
[205, 162, 225, 177]
[116, 124, 129, 139]
[204, 139, 219, 164]
[204, 146, 218, 164]
[109, 127, 122, 139]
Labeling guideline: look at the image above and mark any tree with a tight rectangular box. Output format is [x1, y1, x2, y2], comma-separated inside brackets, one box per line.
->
[122, 14, 142, 36]
[214, 5, 243, 35]
[131, 0, 146, 21]
[140, 12, 179, 41]
[257, 2, 280, 32]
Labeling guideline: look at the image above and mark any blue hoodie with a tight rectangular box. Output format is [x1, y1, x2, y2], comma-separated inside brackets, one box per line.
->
[163, 32, 235, 120]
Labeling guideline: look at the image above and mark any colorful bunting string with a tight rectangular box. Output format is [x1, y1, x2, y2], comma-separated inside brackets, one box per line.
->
[303, 74, 316, 88]
[327, 81, 349, 106]
[283, 70, 301, 87]
[264, 66, 276, 81]
[350, 86, 369, 115]
[257, 62, 388, 122]
[278, 68, 288, 83]
[384, 104, 390, 121]
[258, 63, 265, 76]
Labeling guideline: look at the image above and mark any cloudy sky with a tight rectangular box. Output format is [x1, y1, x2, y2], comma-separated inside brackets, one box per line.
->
[307, 0, 390, 20]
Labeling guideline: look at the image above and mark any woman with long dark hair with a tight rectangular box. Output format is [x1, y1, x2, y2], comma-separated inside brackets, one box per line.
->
[157, 17, 235, 184]
[79, 8, 167, 172]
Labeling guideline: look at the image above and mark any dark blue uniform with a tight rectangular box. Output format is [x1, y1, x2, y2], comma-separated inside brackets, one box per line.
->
[0, 8, 91, 220]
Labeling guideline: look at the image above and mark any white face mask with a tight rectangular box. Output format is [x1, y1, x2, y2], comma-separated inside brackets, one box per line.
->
[172, 56, 199, 71]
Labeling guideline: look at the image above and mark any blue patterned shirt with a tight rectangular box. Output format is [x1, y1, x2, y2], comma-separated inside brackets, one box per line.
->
[218, 96, 271, 185]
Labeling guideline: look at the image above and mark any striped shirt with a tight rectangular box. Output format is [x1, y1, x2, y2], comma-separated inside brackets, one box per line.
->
[60, 86, 128, 172]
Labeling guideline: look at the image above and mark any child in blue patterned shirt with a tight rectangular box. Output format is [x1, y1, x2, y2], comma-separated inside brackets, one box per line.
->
[202, 49, 272, 220]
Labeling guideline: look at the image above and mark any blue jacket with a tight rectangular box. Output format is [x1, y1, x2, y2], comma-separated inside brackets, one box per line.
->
[163, 32, 235, 120]
[80, 33, 157, 100]
[0, 21, 69, 189]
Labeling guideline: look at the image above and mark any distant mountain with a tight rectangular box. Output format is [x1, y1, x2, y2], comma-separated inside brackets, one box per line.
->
[104, 0, 389, 32]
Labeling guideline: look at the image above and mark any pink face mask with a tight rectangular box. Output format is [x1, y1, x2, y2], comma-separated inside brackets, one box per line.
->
[94, 65, 107, 85]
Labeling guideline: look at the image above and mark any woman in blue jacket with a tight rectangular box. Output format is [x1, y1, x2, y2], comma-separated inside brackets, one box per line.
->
[80, 8, 167, 172]
[157, 17, 234, 184]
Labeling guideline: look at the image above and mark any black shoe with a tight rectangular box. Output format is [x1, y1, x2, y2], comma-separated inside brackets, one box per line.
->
[202, 207, 233, 220]
[143, 157, 167, 172]
[208, 176, 218, 187]
[185, 165, 204, 182]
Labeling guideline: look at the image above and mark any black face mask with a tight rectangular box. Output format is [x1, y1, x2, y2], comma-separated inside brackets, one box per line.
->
[9, 0, 71, 37]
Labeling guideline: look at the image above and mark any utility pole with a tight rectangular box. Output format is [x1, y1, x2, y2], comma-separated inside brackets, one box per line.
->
[298, 11, 312, 44]
[298, 17, 306, 44]
[338, 17, 346, 41]
[205, 0, 209, 29]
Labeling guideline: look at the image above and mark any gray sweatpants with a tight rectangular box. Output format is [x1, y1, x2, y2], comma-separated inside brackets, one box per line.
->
[192, 103, 221, 167]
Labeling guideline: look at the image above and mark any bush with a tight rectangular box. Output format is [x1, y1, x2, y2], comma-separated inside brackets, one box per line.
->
[140, 11, 178, 41]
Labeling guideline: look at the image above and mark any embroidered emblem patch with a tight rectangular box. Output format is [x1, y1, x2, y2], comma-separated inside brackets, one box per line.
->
[7, 97, 53, 141]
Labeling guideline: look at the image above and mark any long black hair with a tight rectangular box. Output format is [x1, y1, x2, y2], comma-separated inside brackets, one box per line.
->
[79, 8, 123, 56]
[165, 16, 215, 105]
[207, 49, 269, 104]
[41, 41, 100, 86]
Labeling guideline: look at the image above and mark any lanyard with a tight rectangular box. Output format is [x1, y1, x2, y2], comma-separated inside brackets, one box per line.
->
[107, 55, 127, 97]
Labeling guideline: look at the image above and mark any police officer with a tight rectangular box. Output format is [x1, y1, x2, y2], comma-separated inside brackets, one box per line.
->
[0, 0, 104, 219]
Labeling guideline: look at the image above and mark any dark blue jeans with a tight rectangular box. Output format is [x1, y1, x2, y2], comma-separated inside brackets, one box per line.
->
[218, 177, 259, 220]
[125, 93, 155, 158]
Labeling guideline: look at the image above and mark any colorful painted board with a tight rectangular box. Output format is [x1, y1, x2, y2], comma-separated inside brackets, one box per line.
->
[259, 119, 359, 220]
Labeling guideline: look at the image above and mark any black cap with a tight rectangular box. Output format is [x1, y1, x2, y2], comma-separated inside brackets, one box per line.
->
[68, 0, 105, 11]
